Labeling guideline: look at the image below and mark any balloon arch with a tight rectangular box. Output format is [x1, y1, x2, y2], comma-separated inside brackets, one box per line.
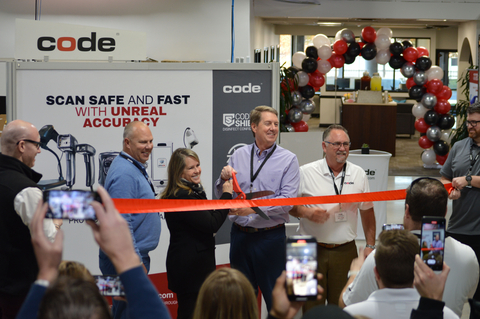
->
[280, 26, 453, 166]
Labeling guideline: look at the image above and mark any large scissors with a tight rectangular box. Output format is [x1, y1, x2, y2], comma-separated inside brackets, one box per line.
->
[231, 171, 274, 220]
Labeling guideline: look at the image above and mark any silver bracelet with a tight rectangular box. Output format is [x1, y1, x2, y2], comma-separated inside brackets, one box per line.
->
[366, 244, 376, 249]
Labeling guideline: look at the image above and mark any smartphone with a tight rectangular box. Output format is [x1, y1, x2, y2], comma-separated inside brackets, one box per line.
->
[420, 216, 446, 271]
[285, 235, 318, 301]
[94, 275, 125, 296]
[382, 224, 405, 231]
[43, 190, 101, 220]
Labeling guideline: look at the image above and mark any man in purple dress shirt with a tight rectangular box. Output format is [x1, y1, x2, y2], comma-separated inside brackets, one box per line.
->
[215, 105, 300, 311]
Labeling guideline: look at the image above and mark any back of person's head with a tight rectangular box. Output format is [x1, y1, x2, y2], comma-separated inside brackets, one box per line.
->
[38, 275, 111, 319]
[405, 177, 448, 222]
[58, 260, 95, 283]
[375, 229, 419, 288]
[193, 267, 258, 319]
[161, 148, 200, 199]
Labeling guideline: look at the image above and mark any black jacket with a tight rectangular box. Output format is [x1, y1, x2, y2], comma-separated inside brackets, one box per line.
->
[0, 153, 42, 296]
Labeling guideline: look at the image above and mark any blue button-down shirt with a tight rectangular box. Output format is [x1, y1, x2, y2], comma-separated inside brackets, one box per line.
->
[215, 142, 300, 228]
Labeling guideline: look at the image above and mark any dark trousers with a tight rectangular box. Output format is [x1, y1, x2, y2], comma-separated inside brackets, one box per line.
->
[446, 232, 480, 301]
[230, 224, 286, 311]
[176, 291, 198, 319]
[0, 291, 27, 319]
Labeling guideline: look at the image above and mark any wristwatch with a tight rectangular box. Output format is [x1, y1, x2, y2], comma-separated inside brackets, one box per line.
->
[366, 244, 376, 250]
[466, 174, 472, 187]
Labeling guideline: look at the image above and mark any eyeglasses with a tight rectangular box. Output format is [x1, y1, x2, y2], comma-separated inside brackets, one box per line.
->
[466, 120, 480, 127]
[17, 139, 41, 150]
[324, 141, 351, 149]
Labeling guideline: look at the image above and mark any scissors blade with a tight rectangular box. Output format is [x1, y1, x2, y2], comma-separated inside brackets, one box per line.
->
[252, 207, 270, 220]
[245, 190, 275, 200]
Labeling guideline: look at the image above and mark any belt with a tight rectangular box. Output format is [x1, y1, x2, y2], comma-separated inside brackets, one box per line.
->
[234, 223, 284, 233]
[317, 240, 353, 249]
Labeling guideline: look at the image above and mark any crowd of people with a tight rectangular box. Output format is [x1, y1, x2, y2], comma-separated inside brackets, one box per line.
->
[2, 102, 480, 319]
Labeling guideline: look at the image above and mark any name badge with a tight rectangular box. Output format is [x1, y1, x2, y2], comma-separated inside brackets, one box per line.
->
[335, 211, 347, 222]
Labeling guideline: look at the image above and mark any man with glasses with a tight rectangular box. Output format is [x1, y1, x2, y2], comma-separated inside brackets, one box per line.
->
[290, 124, 376, 309]
[0, 119, 60, 319]
[441, 101, 480, 301]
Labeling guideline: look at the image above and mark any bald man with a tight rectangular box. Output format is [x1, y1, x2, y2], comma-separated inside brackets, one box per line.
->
[0, 120, 60, 319]
[99, 121, 161, 319]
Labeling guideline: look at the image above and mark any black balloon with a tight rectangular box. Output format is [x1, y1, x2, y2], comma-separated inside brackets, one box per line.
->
[305, 46, 318, 60]
[389, 42, 404, 56]
[416, 57, 432, 71]
[424, 110, 440, 126]
[299, 85, 315, 99]
[433, 140, 449, 156]
[347, 42, 361, 57]
[361, 43, 377, 60]
[389, 55, 406, 69]
[402, 40, 413, 51]
[409, 85, 427, 101]
[301, 58, 318, 74]
[343, 53, 356, 65]
[287, 66, 300, 77]
[437, 114, 455, 130]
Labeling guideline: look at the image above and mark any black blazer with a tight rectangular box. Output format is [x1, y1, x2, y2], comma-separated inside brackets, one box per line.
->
[165, 188, 232, 294]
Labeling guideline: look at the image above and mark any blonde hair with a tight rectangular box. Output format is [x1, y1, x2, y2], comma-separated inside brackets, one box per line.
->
[193, 268, 258, 319]
[160, 148, 200, 199]
[58, 261, 95, 283]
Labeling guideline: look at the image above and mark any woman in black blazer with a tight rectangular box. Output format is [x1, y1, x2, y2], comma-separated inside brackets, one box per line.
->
[161, 148, 233, 319]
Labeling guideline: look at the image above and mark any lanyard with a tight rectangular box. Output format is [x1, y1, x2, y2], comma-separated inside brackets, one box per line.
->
[250, 144, 277, 191]
[468, 143, 480, 175]
[119, 153, 156, 195]
[328, 163, 346, 195]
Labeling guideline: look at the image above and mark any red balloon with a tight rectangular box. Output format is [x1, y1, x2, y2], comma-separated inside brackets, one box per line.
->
[415, 118, 430, 133]
[281, 78, 296, 92]
[434, 99, 451, 114]
[308, 71, 325, 88]
[333, 39, 348, 55]
[292, 120, 309, 132]
[357, 42, 365, 51]
[436, 153, 448, 165]
[437, 85, 452, 100]
[417, 47, 429, 57]
[419, 135, 434, 149]
[406, 77, 416, 89]
[426, 79, 443, 95]
[313, 86, 321, 92]
[329, 53, 345, 69]
[403, 47, 419, 62]
[361, 26, 377, 43]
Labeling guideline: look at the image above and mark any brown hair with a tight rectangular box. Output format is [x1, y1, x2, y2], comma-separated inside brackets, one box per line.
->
[58, 260, 95, 283]
[193, 267, 258, 319]
[161, 148, 200, 199]
[250, 106, 278, 137]
[405, 177, 448, 222]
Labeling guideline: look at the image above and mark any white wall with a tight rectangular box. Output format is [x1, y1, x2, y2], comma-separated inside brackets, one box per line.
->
[0, 0, 252, 62]
[252, 17, 279, 61]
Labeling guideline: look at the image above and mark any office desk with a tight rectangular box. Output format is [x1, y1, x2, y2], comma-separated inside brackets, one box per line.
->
[341, 102, 397, 156]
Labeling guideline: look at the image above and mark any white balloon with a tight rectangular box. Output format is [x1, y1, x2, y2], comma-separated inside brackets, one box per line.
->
[302, 114, 312, 122]
[295, 71, 310, 87]
[317, 45, 332, 60]
[441, 130, 452, 143]
[377, 27, 393, 38]
[335, 29, 345, 41]
[292, 52, 306, 68]
[426, 66, 444, 81]
[313, 34, 330, 48]
[376, 49, 391, 65]
[422, 149, 437, 165]
[412, 103, 428, 118]
[317, 60, 332, 74]
[374, 34, 391, 50]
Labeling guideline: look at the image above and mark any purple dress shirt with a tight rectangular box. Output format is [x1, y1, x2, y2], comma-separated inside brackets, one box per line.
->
[215, 142, 300, 228]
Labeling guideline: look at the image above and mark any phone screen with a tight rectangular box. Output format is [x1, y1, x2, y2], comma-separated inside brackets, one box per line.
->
[44, 190, 99, 220]
[420, 217, 446, 271]
[94, 275, 125, 296]
[285, 236, 317, 301]
[382, 224, 405, 231]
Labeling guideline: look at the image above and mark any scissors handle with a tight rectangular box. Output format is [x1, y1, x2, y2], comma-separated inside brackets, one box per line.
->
[231, 171, 246, 200]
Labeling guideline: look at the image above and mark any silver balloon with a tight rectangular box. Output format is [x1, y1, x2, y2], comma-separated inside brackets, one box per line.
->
[400, 62, 415, 78]
[288, 108, 303, 123]
[412, 103, 428, 118]
[422, 149, 437, 165]
[440, 130, 452, 143]
[413, 71, 427, 86]
[285, 123, 294, 132]
[421, 93, 437, 110]
[291, 91, 302, 106]
[299, 99, 315, 114]
[340, 29, 355, 43]
[426, 125, 441, 142]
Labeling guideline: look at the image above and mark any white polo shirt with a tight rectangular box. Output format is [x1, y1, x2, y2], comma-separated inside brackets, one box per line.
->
[296, 159, 373, 244]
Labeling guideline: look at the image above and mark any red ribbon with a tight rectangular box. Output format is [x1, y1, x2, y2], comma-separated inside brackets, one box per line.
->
[112, 183, 453, 214]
